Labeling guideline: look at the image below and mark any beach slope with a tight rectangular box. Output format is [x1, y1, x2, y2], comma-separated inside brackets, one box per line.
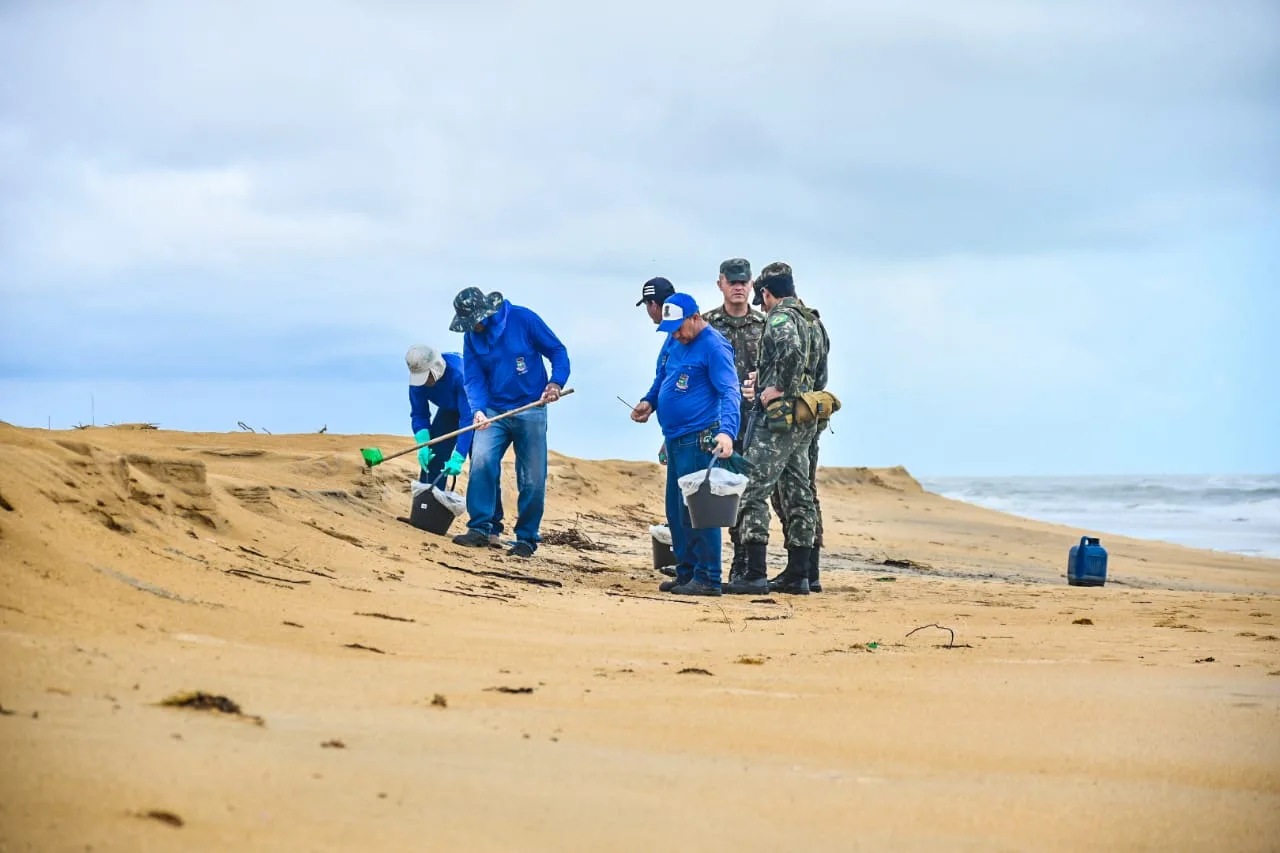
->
[1, 424, 1277, 852]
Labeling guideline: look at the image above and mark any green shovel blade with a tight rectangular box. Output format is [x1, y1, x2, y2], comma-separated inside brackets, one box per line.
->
[360, 447, 384, 467]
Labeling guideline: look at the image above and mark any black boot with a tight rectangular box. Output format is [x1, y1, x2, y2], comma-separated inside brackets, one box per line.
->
[728, 540, 747, 583]
[768, 547, 811, 595]
[724, 543, 769, 595]
[808, 547, 822, 593]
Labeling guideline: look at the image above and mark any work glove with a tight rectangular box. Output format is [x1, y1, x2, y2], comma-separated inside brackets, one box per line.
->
[442, 449, 465, 477]
[415, 429, 434, 471]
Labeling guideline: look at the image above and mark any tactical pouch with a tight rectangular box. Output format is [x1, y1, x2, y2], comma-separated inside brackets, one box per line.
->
[794, 390, 842, 425]
[765, 399, 793, 433]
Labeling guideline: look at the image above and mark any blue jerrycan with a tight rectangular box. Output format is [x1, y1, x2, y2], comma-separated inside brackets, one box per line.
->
[1068, 536, 1107, 587]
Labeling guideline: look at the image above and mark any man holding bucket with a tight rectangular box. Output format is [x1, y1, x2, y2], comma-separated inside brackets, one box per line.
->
[726, 266, 829, 595]
[406, 344, 505, 542]
[631, 293, 739, 596]
[448, 288, 571, 559]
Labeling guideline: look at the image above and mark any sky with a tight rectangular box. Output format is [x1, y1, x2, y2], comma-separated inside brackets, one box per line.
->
[0, 0, 1276, 476]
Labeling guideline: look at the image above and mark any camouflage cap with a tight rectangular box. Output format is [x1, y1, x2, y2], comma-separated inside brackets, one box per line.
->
[449, 287, 504, 333]
[752, 261, 792, 306]
[719, 258, 751, 282]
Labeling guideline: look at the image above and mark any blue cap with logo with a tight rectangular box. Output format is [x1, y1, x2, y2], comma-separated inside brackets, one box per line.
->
[656, 293, 699, 333]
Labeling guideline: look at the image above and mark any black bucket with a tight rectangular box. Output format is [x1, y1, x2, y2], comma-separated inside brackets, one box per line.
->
[684, 458, 743, 530]
[410, 477, 462, 536]
[651, 531, 675, 569]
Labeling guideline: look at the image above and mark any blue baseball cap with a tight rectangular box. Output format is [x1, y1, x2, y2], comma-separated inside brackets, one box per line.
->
[656, 293, 699, 333]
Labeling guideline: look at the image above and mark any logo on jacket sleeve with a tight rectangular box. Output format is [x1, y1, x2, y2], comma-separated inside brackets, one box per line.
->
[515, 357, 528, 374]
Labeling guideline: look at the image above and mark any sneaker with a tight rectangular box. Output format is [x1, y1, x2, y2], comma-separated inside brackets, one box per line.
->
[507, 541, 535, 558]
[659, 579, 680, 592]
[489, 534, 503, 547]
[452, 529, 490, 548]
[671, 580, 722, 597]
[658, 565, 677, 578]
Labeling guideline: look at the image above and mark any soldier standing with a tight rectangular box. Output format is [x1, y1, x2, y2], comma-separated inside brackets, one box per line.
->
[704, 258, 765, 581]
[752, 267, 831, 592]
[725, 265, 829, 595]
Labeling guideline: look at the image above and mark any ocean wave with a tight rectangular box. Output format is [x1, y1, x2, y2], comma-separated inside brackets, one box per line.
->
[921, 474, 1280, 558]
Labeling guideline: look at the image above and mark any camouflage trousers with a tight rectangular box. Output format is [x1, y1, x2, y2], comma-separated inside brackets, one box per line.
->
[771, 428, 823, 549]
[737, 420, 820, 548]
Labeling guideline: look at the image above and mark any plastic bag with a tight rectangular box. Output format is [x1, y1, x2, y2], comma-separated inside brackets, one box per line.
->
[677, 467, 749, 499]
[410, 480, 466, 517]
[649, 524, 672, 546]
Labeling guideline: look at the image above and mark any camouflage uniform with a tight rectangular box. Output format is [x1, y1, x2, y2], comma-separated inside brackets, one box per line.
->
[704, 306, 765, 445]
[738, 296, 829, 548]
[708, 258, 766, 579]
[771, 304, 830, 551]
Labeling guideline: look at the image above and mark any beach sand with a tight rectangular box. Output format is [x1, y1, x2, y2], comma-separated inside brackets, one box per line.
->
[1, 423, 1277, 852]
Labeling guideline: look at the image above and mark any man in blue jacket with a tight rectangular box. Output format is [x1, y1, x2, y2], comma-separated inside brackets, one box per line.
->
[448, 288, 570, 558]
[406, 344, 504, 541]
[631, 293, 739, 596]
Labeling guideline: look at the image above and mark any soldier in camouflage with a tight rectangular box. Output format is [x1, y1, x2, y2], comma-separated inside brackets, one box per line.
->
[704, 258, 766, 581]
[768, 303, 830, 592]
[724, 264, 829, 595]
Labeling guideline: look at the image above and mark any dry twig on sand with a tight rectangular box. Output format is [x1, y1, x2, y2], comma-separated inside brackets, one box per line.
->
[906, 623, 958, 648]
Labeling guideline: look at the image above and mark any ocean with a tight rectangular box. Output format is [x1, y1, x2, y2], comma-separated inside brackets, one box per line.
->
[919, 474, 1280, 560]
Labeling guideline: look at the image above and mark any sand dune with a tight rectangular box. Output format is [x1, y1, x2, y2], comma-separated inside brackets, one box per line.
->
[1, 423, 1277, 852]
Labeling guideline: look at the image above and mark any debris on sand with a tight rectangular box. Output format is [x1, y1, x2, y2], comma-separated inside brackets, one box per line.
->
[355, 611, 415, 623]
[677, 668, 713, 676]
[430, 694, 448, 708]
[485, 686, 534, 694]
[734, 656, 765, 665]
[0, 702, 15, 716]
[541, 527, 611, 552]
[881, 558, 932, 571]
[343, 643, 386, 654]
[158, 691, 264, 726]
[137, 810, 184, 828]
[321, 739, 346, 749]
[1194, 657, 1216, 664]
[1073, 618, 1094, 625]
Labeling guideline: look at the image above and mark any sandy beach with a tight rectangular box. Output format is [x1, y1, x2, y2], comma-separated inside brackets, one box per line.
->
[1, 422, 1277, 852]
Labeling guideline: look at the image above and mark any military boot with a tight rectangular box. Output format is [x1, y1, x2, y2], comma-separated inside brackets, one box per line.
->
[723, 543, 769, 595]
[808, 547, 822, 593]
[728, 540, 747, 583]
[768, 546, 811, 595]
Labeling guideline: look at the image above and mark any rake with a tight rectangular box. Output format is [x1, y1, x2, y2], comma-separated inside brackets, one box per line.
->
[359, 388, 576, 468]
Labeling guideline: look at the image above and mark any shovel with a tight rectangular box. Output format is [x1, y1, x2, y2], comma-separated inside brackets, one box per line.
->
[360, 388, 575, 468]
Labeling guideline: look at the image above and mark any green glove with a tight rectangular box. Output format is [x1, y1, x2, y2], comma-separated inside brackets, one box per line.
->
[442, 449, 465, 477]
[415, 429, 433, 471]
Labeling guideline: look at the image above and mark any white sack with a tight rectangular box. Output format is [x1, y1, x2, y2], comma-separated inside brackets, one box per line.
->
[649, 524, 672, 546]
[678, 467, 749, 499]
[411, 480, 467, 517]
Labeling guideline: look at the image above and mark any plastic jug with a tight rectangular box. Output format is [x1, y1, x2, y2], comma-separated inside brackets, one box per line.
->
[1068, 536, 1107, 587]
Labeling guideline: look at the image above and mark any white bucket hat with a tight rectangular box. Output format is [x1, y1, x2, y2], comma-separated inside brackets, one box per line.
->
[405, 344, 447, 386]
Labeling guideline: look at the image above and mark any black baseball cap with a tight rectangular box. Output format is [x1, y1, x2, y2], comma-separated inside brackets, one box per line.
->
[637, 276, 676, 306]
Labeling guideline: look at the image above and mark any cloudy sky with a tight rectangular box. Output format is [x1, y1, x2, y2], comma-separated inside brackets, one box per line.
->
[1, 0, 1276, 476]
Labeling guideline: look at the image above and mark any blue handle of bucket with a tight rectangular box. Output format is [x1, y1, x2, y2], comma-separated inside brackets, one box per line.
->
[703, 453, 719, 484]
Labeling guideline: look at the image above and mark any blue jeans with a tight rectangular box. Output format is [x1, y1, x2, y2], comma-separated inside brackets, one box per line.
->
[420, 409, 504, 535]
[466, 405, 547, 549]
[665, 430, 722, 587]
